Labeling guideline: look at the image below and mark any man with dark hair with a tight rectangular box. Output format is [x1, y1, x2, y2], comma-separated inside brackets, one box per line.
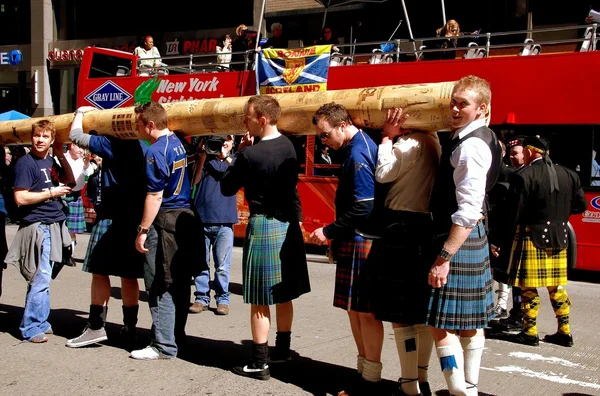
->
[427, 75, 502, 396]
[222, 95, 310, 380]
[309, 102, 383, 393]
[5, 120, 73, 343]
[131, 101, 203, 360]
[500, 136, 587, 347]
[65, 106, 148, 348]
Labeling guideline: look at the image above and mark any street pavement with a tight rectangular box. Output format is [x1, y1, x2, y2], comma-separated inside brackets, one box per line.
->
[0, 225, 599, 396]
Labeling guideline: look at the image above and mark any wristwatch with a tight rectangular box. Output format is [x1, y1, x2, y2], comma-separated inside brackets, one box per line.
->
[137, 225, 150, 234]
[439, 248, 454, 261]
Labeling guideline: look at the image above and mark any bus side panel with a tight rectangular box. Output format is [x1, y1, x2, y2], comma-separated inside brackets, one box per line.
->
[570, 191, 600, 271]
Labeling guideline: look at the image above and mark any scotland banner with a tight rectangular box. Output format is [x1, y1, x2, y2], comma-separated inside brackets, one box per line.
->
[256, 45, 332, 95]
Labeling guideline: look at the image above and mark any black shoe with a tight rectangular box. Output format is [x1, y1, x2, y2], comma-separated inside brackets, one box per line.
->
[419, 382, 431, 396]
[501, 331, 539, 346]
[65, 257, 77, 267]
[543, 332, 573, 347]
[490, 315, 522, 332]
[232, 361, 270, 380]
[269, 347, 291, 363]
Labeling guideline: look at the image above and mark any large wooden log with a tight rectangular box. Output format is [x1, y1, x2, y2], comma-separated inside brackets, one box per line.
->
[0, 82, 459, 145]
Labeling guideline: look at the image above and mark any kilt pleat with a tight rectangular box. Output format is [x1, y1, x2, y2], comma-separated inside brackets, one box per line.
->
[66, 196, 86, 234]
[507, 225, 568, 288]
[243, 215, 310, 305]
[427, 222, 494, 330]
[82, 219, 111, 273]
[333, 234, 373, 312]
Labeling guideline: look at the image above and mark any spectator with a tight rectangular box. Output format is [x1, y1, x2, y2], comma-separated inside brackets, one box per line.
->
[592, 149, 600, 186]
[231, 24, 253, 71]
[189, 135, 237, 316]
[315, 26, 340, 52]
[216, 34, 233, 70]
[134, 35, 162, 69]
[264, 22, 287, 49]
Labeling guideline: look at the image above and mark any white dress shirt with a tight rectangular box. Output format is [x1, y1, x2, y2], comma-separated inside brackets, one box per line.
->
[376, 132, 441, 213]
[65, 151, 95, 192]
[450, 118, 492, 227]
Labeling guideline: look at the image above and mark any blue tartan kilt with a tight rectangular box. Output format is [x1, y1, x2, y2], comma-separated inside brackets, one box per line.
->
[66, 196, 86, 234]
[427, 222, 494, 330]
[333, 234, 373, 313]
[242, 215, 310, 305]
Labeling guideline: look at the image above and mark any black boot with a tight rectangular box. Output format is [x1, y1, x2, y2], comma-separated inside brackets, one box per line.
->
[269, 331, 292, 363]
[232, 342, 270, 380]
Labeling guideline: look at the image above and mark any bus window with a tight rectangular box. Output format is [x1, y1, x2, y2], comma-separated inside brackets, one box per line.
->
[314, 139, 340, 177]
[88, 53, 133, 79]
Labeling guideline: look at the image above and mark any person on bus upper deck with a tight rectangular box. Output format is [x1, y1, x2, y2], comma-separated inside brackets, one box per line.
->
[370, 108, 440, 396]
[591, 149, 600, 186]
[216, 34, 233, 70]
[221, 96, 310, 381]
[315, 26, 340, 52]
[495, 136, 587, 348]
[134, 35, 162, 69]
[231, 24, 255, 71]
[263, 22, 287, 49]
[427, 75, 502, 396]
[309, 103, 384, 394]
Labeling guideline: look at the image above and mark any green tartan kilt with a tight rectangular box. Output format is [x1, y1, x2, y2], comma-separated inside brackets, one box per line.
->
[507, 225, 568, 288]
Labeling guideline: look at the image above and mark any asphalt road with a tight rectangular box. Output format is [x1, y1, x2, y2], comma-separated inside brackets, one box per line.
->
[0, 225, 599, 396]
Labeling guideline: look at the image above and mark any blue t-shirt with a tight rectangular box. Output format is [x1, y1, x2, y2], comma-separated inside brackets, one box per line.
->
[194, 157, 238, 224]
[14, 153, 66, 224]
[88, 135, 148, 220]
[335, 130, 377, 220]
[145, 133, 190, 209]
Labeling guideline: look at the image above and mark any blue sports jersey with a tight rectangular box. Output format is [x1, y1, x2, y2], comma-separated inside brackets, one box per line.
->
[13, 153, 66, 224]
[145, 133, 190, 209]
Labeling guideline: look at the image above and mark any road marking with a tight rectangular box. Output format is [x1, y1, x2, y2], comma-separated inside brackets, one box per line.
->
[482, 366, 600, 390]
[508, 352, 584, 368]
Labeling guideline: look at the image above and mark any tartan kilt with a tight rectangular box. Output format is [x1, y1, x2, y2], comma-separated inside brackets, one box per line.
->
[66, 196, 86, 234]
[333, 234, 373, 313]
[243, 215, 310, 306]
[507, 225, 568, 288]
[427, 222, 494, 330]
[82, 218, 145, 279]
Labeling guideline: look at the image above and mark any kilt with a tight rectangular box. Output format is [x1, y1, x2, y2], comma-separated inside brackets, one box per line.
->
[333, 234, 373, 313]
[243, 215, 310, 305]
[507, 225, 568, 288]
[427, 222, 494, 330]
[66, 195, 86, 234]
[82, 219, 145, 279]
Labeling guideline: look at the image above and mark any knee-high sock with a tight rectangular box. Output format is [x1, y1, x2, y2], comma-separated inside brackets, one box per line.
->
[549, 286, 571, 335]
[362, 359, 382, 383]
[122, 304, 139, 331]
[357, 355, 365, 374]
[460, 335, 485, 396]
[416, 324, 433, 383]
[521, 289, 540, 336]
[394, 326, 419, 395]
[89, 305, 107, 330]
[436, 344, 467, 396]
[494, 281, 509, 311]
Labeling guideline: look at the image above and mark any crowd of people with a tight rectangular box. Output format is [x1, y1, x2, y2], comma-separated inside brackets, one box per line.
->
[0, 74, 588, 396]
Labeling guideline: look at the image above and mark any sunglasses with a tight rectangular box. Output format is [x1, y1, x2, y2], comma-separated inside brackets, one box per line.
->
[319, 125, 337, 140]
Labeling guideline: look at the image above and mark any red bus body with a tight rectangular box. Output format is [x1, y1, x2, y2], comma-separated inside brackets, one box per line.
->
[76, 46, 600, 270]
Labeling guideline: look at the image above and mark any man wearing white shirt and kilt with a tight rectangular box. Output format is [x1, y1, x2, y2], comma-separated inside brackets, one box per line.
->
[427, 76, 503, 396]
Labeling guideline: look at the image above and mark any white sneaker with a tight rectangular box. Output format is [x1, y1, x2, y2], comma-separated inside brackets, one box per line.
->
[130, 346, 168, 360]
[66, 326, 107, 348]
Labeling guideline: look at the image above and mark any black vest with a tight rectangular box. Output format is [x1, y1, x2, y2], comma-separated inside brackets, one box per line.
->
[429, 126, 502, 234]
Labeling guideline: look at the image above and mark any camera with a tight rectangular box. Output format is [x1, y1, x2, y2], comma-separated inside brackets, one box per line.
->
[204, 136, 226, 156]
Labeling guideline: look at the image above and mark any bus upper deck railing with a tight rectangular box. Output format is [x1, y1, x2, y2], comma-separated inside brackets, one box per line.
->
[133, 24, 598, 76]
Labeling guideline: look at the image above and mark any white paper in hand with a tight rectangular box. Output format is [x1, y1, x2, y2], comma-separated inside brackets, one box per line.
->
[589, 9, 600, 23]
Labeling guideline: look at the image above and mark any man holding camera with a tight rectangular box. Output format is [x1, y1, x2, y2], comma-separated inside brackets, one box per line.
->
[190, 135, 237, 316]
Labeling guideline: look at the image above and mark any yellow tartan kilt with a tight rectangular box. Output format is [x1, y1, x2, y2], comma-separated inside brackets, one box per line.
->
[507, 226, 568, 288]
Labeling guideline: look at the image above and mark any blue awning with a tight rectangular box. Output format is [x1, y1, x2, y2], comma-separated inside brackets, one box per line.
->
[0, 110, 30, 121]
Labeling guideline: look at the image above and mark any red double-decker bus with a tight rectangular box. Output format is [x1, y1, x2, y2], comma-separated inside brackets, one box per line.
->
[75, 25, 600, 271]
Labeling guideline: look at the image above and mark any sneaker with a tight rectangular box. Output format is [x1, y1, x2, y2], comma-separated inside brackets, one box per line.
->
[29, 333, 48, 343]
[66, 326, 107, 348]
[45, 327, 54, 335]
[215, 303, 230, 316]
[130, 346, 169, 360]
[232, 361, 270, 380]
[189, 302, 208, 314]
[269, 347, 291, 363]
[543, 332, 574, 347]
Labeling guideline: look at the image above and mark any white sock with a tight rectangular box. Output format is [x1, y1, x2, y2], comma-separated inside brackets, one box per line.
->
[460, 335, 485, 396]
[394, 326, 419, 395]
[416, 324, 433, 383]
[494, 281, 509, 311]
[361, 359, 382, 383]
[436, 344, 467, 396]
[357, 355, 365, 374]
